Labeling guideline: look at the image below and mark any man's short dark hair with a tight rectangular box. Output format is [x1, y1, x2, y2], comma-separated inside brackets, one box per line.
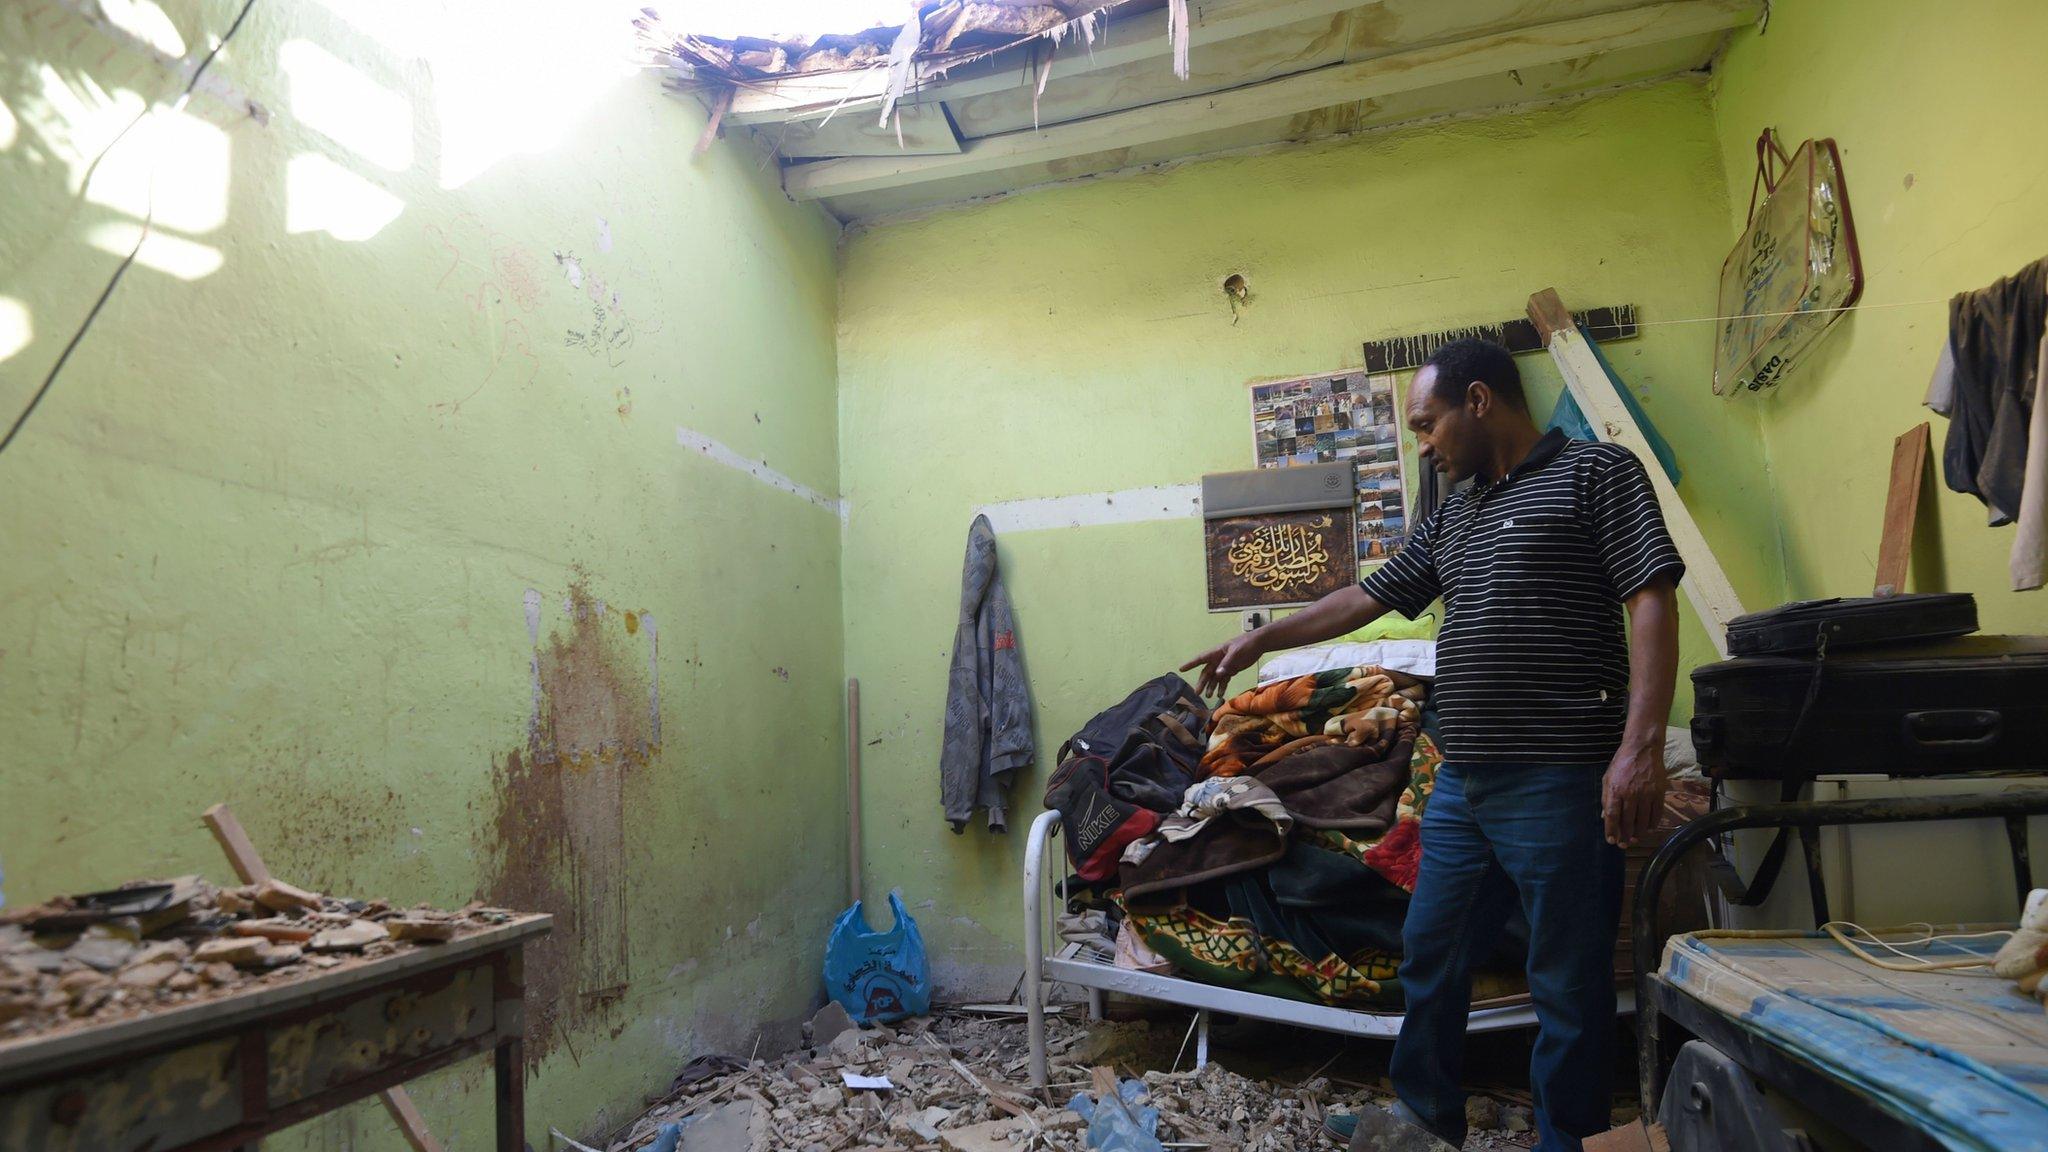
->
[1425, 337, 1525, 410]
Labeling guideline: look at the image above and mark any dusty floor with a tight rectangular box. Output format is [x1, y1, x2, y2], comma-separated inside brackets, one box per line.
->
[585, 1003, 1641, 1151]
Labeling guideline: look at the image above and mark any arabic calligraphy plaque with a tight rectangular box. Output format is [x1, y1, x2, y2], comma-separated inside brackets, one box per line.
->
[1205, 508, 1358, 610]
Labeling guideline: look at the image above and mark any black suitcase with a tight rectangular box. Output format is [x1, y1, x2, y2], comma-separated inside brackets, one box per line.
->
[1724, 593, 1977, 656]
[1691, 635, 2048, 778]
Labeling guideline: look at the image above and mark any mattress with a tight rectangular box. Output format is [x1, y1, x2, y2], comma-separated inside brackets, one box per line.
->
[1661, 929, 2048, 1151]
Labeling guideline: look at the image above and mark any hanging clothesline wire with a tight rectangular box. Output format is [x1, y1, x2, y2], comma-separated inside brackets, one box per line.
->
[1152, 291, 1955, 329]
[1630, 296, 1954, 328]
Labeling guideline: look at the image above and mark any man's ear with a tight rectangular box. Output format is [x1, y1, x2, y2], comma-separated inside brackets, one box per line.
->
[1466, 380, 1492, 417]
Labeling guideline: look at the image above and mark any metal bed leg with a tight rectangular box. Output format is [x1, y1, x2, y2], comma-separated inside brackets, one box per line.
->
[1195, 1009, 1210, 1071]
[1025, 811, 1057, 1089]
[2005, 815, 2034, 912]
[1088, 989, 1104, 1022]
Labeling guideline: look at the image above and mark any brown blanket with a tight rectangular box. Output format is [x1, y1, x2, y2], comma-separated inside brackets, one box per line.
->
[1119, 777, 1291, 900]
[1201, 666, 1425, 778]
[1121, 710, 1424, 900]
[1249, 733, 1415, 835]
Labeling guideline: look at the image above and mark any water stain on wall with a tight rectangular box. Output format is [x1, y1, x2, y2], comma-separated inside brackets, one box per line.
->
[480, 578, 658, 1064]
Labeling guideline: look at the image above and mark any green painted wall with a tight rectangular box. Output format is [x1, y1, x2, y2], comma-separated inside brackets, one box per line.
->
[0, 1, 845, 1147]
[837, 80, 1786, 996]
[13, 0, 2041, 1135]
[1713, 0, 2048, 629]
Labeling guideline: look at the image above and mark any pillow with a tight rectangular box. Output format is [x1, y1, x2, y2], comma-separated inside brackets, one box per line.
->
[1258, 639, 1435, 684]
[1338, 609, 1438, 643]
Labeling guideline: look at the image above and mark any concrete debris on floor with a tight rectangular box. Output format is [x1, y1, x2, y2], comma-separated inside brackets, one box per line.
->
[0, 874, 515, 1039]
[591, 1008, 1563, 1152]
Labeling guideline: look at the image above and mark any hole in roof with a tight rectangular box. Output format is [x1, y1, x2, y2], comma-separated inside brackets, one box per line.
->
[661, 0, 906, 39]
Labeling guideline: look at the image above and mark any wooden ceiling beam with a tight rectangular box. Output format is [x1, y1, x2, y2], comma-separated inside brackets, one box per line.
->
[783, 0, 1760, 201]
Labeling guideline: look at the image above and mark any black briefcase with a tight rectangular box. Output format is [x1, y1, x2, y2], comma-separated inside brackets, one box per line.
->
[1724, 593, 1977, 656]
[1691, 636, 2048, 778]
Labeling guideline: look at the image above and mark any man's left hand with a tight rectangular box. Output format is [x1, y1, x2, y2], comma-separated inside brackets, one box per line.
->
[1602, 741, 1668, 848]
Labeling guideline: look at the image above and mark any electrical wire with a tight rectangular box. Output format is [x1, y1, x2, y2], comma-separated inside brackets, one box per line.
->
[1821, 920, 2014, 973]
[0, 0, 261, 459]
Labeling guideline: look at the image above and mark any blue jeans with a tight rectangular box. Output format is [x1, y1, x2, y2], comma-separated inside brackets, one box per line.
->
[1389, 763, 1625, 1152]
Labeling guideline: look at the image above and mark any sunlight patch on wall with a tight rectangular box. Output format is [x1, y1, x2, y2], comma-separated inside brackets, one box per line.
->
[286, 153, 405, 241]
[88, 223, 224, 279]
[32, 65, 147, 188]
[280, 39, 413, 172]
[0, 299, 31, 364]
[0, 97, 18, 150]
[98, 0, 187, 58]
[84, 108, 230, 233]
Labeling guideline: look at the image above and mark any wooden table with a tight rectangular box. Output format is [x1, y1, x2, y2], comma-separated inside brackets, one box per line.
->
[0, 915, 550, 1152]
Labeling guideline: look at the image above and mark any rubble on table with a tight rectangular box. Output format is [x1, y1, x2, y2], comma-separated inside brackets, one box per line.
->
[0, 874, 518, 1040]
[592, 1007, 1548, 1152]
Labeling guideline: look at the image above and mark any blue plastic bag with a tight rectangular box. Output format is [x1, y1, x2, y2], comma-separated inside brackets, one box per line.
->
[1545, 333, 1683, 487]
[1068, 1079, 1165, 1151]
[823, 890, 931, 1024]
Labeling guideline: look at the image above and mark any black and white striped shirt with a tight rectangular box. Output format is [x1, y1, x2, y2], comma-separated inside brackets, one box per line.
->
[1362, 429, 1684, 767]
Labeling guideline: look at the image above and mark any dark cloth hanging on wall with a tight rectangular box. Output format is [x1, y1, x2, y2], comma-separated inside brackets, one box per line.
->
[1932, 256, 2048, 525]
[939, 514, 1034, 833]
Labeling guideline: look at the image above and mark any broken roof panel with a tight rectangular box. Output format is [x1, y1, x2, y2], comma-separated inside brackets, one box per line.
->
[638, 1, 1165, 81]
[638, 1, 1760, 223]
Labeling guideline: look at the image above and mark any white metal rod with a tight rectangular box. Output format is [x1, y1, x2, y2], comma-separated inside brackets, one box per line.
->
[1024, 810, 1058, 1088]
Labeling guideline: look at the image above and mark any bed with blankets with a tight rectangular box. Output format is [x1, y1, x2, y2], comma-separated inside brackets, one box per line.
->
[1036, 640, 1706, 1014]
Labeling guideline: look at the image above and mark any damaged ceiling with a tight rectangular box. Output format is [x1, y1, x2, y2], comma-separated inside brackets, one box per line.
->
[642, 0, 1765, 221]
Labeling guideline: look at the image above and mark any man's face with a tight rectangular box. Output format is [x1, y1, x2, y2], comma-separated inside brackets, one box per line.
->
[1406, 364, 1485, 483]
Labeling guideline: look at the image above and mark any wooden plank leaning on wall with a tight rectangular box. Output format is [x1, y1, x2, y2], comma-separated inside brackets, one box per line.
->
[1528, 288, 1745, 658]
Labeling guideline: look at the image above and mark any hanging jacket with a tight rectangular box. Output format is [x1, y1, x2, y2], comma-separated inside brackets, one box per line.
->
[940, 515, 1034, 832]
[1936, 256, 2047, 525]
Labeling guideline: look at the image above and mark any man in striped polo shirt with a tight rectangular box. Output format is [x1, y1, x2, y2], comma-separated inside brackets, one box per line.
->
[1184, 338, 1682, 1152]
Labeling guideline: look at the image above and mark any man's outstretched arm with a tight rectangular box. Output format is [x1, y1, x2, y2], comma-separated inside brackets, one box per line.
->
[1181, 584, 1392, 698]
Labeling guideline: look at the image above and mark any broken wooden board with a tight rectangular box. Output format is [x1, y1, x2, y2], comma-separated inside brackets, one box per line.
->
[1874, 422, 1931, 597]
[201, 804, 272, 885]
[1528, 288, 1744, 657]
[1364, 304, 1638, 373]
[695, 86, 735, 158]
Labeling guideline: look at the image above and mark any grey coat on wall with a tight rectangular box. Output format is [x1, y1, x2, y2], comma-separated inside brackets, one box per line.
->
[940, 515, 1034, 832]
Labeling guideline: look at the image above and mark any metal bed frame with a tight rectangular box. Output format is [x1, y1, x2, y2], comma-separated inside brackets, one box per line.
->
[1020, 810, 1622, 1088]
[1631, 786, 2048, 1148]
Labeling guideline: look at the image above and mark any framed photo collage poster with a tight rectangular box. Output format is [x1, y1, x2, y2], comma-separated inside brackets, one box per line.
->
[1248, 371, 1412, 571]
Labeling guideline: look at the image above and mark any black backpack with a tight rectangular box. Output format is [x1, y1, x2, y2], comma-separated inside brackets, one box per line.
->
[1058, 673, 1210, 813]
[1042, 756, 1159, 882]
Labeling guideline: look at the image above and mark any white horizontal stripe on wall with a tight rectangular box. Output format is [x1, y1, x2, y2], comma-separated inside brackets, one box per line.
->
[975, 484, 1202, 533]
